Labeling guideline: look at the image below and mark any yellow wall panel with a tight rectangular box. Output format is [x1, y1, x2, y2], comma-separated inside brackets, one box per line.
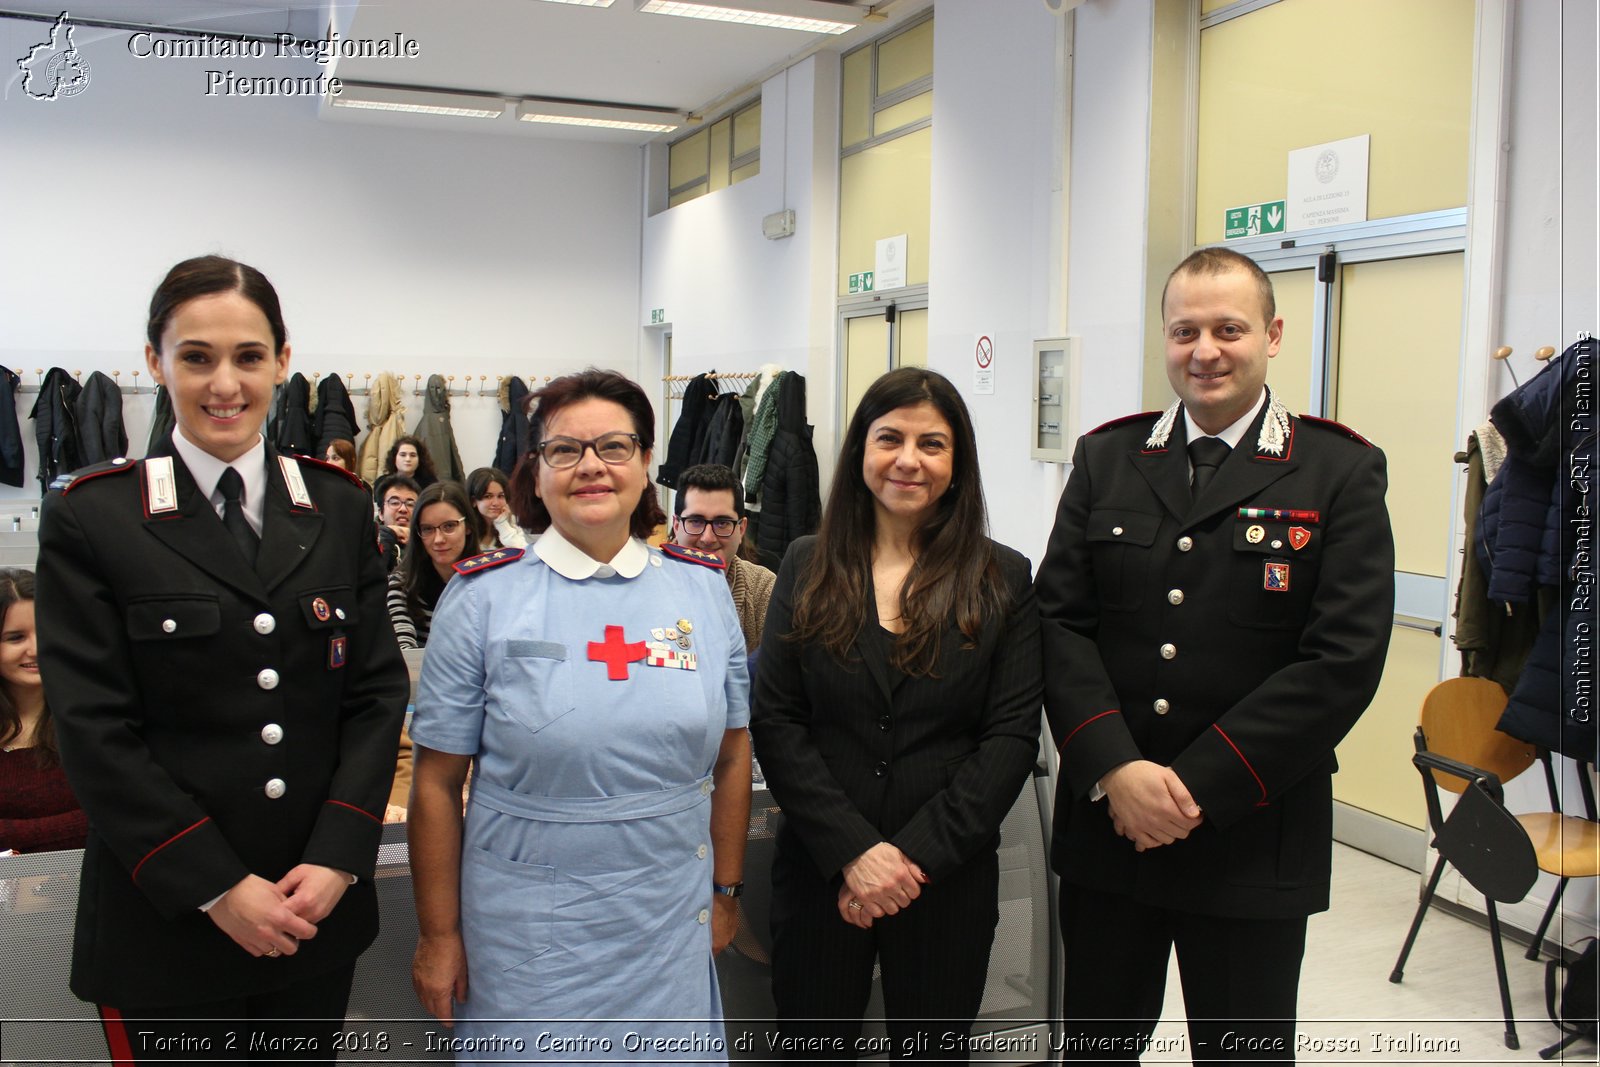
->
[841, 46, 873, 148]
[732, 103, 760, 158]
[1334, 625, 1436, 829]
[845, 315, 891, 426]
[668, 183, 706, 208]
[669, 129, 708, 189]
[877, 18, 933, 95]
[731, 160, 760, 184]
[896, 307, 928, 369]
[1335, 253, 1462, 578]
[708, 117, 732, 192]
[1265, 267, 1316, 417]
[875, 91, 932, 139]
[838, 126, 932, 296]
[1195, 0, 1472, 244]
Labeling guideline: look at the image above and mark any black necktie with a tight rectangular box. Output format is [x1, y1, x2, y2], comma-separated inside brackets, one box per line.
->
[218, 466, 259, 566]
[1188, 437, 1231, 501]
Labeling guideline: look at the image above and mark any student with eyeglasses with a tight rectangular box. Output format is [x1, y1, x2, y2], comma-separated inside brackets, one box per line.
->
[670, 463, 776, 655]
[385, 481, 484, 651]
[408, 369, 749, 1061]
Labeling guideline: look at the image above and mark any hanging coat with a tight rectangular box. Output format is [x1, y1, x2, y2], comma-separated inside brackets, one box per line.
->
[30, 368, 83, 495]
[755, 372, 820, 564]
[146, 385, 174, 457]
[358, 372, 406, 485]
[75, 371, 128, 466]
[658, 372, 718, 490]
[413, 374, 465, 484]
[494, 376, 532, 474]
[269, 373, 314, 456]
[314, 375, 360, 454]
[0, 367, 25, 487]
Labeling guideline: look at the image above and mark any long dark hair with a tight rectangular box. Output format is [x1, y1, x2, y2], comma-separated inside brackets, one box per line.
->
[0, 569, 57, 767]
[385, 435, 438, 485]
[399, 482, 483, 623]
[147, 255, 287, 353]
[507, 369, 666, 540]
[791, 368, 1007, 676]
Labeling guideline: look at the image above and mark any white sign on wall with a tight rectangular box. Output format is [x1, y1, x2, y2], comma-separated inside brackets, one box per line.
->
[973, 333, 995, 395]
[1287, 134, 1369, 232]
[875, 234, 907, 292]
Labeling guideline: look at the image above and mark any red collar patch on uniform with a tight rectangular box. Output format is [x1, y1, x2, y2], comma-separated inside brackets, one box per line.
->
[1297, 414, 1375, 448]
[453, 547, 524, 577]
[660, 543, 727, 571]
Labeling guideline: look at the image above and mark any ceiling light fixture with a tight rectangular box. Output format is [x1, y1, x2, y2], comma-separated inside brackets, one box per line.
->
[635, 0, 860, 35]
[530, 0, 618, 7]
[515, 100, 684, 132]
[332, 84, 505, 119]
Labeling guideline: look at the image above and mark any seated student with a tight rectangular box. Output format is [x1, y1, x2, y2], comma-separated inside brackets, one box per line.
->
[0, 568, 86, 854]
[374, 473, 421, 574]
[386, 481, 483, 650]
[324, 439, 359, 479]
[382, 434, 438, 490]
[670, 463, 776, 655]
[466, 466, 529, 551]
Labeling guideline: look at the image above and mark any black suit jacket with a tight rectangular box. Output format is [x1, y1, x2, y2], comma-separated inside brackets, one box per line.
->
[36, 438, 409, 1007]
[1036, 392, 1394, 918]
[750, 536, 1042, 883]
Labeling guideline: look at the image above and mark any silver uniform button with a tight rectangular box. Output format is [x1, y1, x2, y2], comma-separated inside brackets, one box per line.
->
[334, 608, 346, 620]
[253, 613, 276, 635]
[1271, 539, 1284, 549]
[161, 619, 177, 634]
[261, 723, 284, 745]
[1167, 589, 1184, 605]
[1160, 643, 1177, 660]
[1154, 699, 1171, 715]
[700, 780, 713, 796]
[264, 778, 287, 799]
[1112, 526, 1124, 536]
[1176, 536, 1194, 552]
[696, 844, 708, 860]
[257, 668, 280, 690]
[697, 909, 710, 925]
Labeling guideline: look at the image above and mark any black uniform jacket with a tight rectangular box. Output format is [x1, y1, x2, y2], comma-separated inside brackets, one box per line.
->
[35, 438, 408, 1007]
[1036, 393, 1394, 919]
[751, 536, 1042, 883]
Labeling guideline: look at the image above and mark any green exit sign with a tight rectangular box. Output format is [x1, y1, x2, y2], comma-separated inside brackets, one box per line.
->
[1224, 200, 1286, 240]
[848, 271, 875, 294]
[649, 308, 665, 324]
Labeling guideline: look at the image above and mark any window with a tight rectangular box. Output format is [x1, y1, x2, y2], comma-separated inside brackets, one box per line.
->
[667, 98, 761, 208]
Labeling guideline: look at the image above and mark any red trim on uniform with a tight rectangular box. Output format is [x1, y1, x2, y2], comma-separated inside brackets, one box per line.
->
[660, 543, 727, 571]
[1211, 724, 1269, 806]
[1087, 410, 1162, 437]
[1061, 709, 1120, 750]
[295, 452, 369, 491]
[58, 461, 135, 496]
[131, 817, 211, 884]
[99, 1006, 136, 1065]
[326, 798, 381, 823]
[1298, 413, 1375, 447]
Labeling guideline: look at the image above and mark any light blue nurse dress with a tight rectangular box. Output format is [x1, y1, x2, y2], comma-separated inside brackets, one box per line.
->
[410, 530, 749, 1063]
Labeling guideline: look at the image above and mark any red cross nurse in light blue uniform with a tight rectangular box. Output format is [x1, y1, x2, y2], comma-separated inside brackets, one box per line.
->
[407, 370, 750, 1063]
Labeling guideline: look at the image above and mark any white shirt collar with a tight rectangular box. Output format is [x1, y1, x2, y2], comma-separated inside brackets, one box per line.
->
[170, 432, 268, 535]
[1184, 388, 1267, 451]
[533, 525, 649, 580]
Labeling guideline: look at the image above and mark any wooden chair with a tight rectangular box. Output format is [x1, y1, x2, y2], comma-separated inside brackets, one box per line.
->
[1388, 677, 1600, 1050]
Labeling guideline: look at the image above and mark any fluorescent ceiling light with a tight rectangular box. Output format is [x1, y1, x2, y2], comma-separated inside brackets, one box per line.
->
[531, 0, 617, 6]
[333, 85, 504, 118]
[636, 0, 858, 35]
[516, 100, 683, 132]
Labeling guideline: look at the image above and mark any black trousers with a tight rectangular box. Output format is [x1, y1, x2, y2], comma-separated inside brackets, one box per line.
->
[770, 847, 999, 1062]
[1059, 885, 1307, 1065]
[99, 961, 357, 1066]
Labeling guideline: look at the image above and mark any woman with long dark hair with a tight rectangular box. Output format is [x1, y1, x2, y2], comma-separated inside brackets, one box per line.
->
[382, 435, 437, 490]
[464, 466, 528, 552]
[387, 481, 484, 649]
[0, 567, 86, 854]
[35, 255, 408, 1064]
[408, 369, 750, 1060]
[750, 367, 1042, 1060]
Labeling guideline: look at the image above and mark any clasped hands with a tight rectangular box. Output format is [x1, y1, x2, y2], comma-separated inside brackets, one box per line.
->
[837, 842, 926, 929]
[1102, 760, 1203, 852]
[207, 864, 353, 959]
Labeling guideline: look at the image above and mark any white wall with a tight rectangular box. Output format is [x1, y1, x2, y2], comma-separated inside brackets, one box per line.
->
[0, 15, 642, 497]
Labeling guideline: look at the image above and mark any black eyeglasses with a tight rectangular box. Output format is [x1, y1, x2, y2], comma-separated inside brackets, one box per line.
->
[537, 432, 640, 469]
[383, 497, 416, 511]
[418, 519, 465, 538]
[679, 516, 739, 537]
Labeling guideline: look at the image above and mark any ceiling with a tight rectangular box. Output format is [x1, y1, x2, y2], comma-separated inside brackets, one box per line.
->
[2, 0, 931, 142]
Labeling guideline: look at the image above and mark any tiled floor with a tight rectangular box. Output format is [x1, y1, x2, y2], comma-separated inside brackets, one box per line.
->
[1140, 844, 1597, 1064]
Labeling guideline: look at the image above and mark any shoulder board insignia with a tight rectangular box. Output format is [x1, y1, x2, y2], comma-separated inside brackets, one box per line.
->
[453, 547, 524, 577]
[54, 457, 137, 495]
[660, 543, 727, 571]
[277, 455, 315, 510]
[293, 453, 367, 492]
[1086, 410, 1164, 438]
[1298, 414, 1375, 448]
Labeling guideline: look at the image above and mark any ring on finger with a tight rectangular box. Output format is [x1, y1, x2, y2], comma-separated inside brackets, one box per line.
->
[848, 899, 863, 911]
[265, 947, 281, 958]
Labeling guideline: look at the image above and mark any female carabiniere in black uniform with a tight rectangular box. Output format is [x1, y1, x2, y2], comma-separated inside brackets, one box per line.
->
[35, 256, 409, 1063]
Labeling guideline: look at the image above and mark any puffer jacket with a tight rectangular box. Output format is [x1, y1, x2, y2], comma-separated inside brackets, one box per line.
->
[754, 371, 820, 566]
[494, 376, 531, 473]
[314, 374, 360, 454]
[358, 372, 406, 485]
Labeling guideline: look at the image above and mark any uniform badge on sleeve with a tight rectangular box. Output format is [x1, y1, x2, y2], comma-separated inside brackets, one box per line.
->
[1288, 526, 1311, 551]
[1264, 561, 1290, 592]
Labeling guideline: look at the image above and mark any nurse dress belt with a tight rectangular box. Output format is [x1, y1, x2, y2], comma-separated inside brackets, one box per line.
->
[469, 774, 714, 823]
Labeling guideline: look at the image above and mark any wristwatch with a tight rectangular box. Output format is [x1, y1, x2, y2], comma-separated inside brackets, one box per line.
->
[712, 881, 745, 898]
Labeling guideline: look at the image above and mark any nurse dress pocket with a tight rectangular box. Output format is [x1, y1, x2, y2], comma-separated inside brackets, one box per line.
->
[496, 639, 576, 735]
[461, 844, 555, 971]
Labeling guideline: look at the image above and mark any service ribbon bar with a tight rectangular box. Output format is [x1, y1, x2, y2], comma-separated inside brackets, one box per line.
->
[1238, 507, 1321, 524]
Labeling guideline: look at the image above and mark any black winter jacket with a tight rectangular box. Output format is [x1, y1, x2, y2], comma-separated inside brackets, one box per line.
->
[755, 371, 820, 565]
